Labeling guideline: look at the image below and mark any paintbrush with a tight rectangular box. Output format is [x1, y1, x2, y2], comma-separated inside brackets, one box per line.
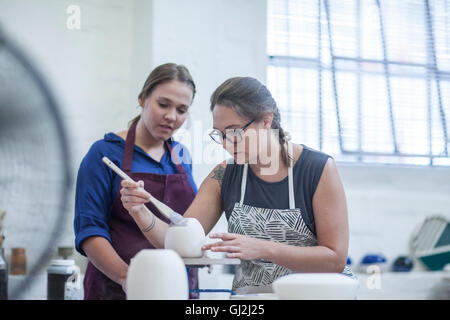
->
[102, 156, 186, 226]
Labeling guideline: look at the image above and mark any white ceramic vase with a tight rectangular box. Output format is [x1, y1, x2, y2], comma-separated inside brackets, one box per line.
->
[126, 249, 188, 300]
[164, 218, 205, 258]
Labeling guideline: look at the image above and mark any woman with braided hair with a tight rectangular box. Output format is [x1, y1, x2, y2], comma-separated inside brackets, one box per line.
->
[120, 76, 354, 295]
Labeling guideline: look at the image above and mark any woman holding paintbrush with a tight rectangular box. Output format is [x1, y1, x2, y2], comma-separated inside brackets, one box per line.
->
[74, 63, 199, 299]
[121, 76, 355, 295]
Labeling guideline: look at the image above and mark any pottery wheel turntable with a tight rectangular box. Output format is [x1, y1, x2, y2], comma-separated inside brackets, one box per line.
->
[183, 257, 241, 296]
[182, 257, 241, 268]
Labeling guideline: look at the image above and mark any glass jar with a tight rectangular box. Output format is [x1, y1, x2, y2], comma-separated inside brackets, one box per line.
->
[10, 248, 26, 275]
[47, 259, 81, 300]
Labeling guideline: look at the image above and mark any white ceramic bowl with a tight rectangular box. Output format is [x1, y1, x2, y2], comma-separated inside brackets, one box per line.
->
[126, 249, 188, 300]
[273, 273, 359, 300]
[164, 218, 205, 258]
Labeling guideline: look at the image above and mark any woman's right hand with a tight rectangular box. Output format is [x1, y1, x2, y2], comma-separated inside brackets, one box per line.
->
[120, 180, 152, 216]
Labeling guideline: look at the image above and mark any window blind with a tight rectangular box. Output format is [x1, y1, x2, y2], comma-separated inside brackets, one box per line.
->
[267, 0, 450, 166]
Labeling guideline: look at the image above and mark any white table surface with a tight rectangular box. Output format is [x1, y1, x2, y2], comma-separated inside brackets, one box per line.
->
[354, 271, 450, 300]
[6, 271, 450, 300]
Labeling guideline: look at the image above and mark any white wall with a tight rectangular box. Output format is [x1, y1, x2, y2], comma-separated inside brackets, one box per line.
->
[340, 163, 450, 270]
[0, 0, 137, 274]
[150, 0, 267, 183]
[1, 0, 449, 299]
[148, 0, 268, 294]
[0, 0, 267, 295]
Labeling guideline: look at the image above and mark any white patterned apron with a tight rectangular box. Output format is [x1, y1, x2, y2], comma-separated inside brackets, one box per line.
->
[228, 141, 353, 294]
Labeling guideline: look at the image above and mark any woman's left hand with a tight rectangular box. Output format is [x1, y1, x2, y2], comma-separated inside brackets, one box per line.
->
[201, 233, 268, 260]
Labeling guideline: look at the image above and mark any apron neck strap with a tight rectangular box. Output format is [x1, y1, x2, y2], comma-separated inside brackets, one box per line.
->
[165, 139, 187, 175]
[122, 119, 186, 174]
[239, 164, 249, 206]
[287, 141, 295, 209]
[122, 120, 138, 172]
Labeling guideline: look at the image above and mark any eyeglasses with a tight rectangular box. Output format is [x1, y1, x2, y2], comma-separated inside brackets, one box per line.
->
[209, 119, 255, 145]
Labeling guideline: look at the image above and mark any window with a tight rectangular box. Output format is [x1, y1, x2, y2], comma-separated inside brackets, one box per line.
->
[267, 0, 450, 166]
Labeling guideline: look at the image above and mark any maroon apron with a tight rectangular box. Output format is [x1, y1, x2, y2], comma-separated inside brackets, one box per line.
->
[83, 120, 199, 299]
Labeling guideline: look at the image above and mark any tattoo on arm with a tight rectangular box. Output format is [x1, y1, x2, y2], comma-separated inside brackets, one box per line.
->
[210, 165, 225, 188]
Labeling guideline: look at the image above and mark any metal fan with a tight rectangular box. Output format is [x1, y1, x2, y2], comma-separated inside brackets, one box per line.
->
[0, 27, 72, 299]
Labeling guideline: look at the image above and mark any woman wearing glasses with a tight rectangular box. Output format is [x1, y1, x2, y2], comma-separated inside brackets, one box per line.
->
[74, 63, 200, 299]
[120, 77, 354, 294]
